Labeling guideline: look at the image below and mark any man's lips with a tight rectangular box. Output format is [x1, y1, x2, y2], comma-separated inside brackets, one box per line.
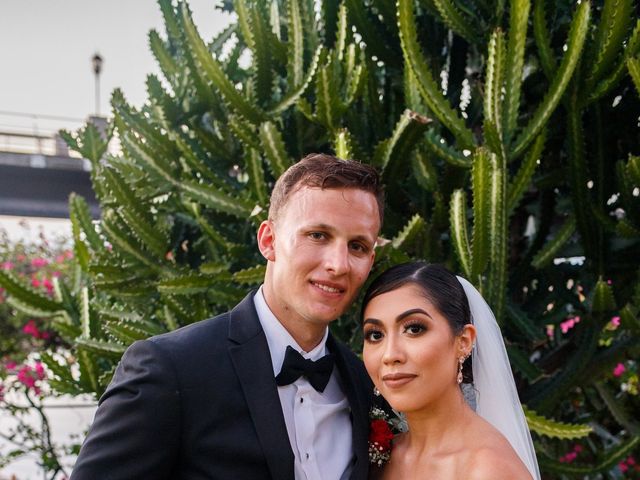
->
[310, 280, 346, 294]
[382, 373, 417, 388]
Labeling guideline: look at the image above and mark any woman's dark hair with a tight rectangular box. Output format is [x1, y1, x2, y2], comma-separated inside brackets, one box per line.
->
[362, 262, 473, 383]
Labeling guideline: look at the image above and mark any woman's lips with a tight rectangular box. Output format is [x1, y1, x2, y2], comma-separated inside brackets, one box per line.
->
[382, 373, 417, 388]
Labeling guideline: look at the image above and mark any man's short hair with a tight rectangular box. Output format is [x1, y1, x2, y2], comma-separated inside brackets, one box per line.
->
[268, 153, 385, 225]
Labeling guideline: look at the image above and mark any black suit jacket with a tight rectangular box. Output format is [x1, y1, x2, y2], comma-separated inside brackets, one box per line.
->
[71, 292, 373, 480]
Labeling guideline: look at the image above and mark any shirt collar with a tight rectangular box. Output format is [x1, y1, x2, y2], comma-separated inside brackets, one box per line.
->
[254, 286, 329, 376]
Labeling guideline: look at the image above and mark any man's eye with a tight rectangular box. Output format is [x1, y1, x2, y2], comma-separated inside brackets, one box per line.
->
[364, 330, 383, 342]
[350, 242, 368, 253]
[309, 232, 325, 240]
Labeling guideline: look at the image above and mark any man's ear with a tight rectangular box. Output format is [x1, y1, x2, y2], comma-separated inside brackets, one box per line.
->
[257, 220, 276, 262]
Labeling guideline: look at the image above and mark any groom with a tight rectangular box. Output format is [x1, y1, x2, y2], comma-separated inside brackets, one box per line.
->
[71, 153, 384, 480]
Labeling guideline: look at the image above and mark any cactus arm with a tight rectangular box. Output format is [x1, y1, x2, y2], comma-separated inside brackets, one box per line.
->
[246, 148, 269, 205]
[423, 130, 471, 168]
[450, 189, 473, 279]
[532, 0, 556, 81]
[484, 30, 506, 140]
[270, 46, 322, 115]
[431, 0, 479, 44]
[506, 130, 545, 215]
[259, 121, 292, 178]
[511, 0, 590, 158]
[397, 0, 476, 149]
[629, 55, 640, 95]
[503, 0, 530, 144]
[531, 216, 576, 269]
[471, 148, 491, 280]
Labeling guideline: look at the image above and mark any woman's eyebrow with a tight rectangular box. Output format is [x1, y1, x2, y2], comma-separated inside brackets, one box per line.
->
[363, 308, 432, 327]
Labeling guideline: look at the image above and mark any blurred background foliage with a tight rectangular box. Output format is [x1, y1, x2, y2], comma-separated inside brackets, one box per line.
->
[0, 0, 639, 476]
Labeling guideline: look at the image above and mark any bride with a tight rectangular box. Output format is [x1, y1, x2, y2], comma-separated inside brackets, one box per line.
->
[362, 262, 540, 479]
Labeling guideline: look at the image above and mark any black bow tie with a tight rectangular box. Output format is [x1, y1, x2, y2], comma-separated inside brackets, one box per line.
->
[275, 346, 335, 393]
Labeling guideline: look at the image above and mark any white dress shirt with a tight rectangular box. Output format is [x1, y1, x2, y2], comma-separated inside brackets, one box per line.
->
[254, 287, 354, 480]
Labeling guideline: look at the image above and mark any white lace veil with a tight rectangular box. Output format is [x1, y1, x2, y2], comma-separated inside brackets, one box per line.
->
[456, 276, 541, 480]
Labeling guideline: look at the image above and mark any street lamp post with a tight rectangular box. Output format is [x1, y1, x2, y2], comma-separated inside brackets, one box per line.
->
[91, 53, 103, 116]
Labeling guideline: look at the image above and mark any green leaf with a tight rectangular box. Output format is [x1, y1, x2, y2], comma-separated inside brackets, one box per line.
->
[432, 0, 479, 43]
[334, 128, 354, 159]
[271, 46, 323, 115]
[586, 0, 633, 89]
[506, 346, 545, 382]
[450, 190, 472, 279]
[591, 277, 616, 312]
[376, 110, 432, 179]
[157, 274, 227, 295]
[629, 56, 640, 95]
[503, 0, 530, 143]
[511, 0, 591, 158]
[531, 216, 576, 269]
[506, 130, 545, 215]
[245, 148, 269, 205]
[0, 269, 63, 313]
[179, 2, 266, 124]
[484, 30, 506, 136]
[471, 147, 491, 278]
[411, 149, 438, 191]
[398, 0, 475, 149]
[487, 153, 507, 322]
[287, 0, 304, 87]
[75, 338, 126, 359]
[180, 180, 255, 218]
[423, 130, 471, 168]
[259, 121, 291, 178]
[523, 407, 592, 439]
[532, 0, 556, 80]
[233, 265, 267, 285]
[392, 214, 427, 250]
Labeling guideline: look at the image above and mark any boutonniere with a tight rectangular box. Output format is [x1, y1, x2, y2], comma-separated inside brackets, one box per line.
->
[368, 406, 395, 467]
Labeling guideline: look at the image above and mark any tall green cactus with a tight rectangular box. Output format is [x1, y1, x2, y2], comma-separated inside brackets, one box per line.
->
[2, 0, 639, 476]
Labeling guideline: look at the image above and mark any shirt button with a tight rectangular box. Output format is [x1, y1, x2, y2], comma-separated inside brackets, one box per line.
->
[305, 453, 309, 459]
[300, 397, 304, 403]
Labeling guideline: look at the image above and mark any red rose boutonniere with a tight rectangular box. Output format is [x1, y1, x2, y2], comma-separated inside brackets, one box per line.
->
[369, 407, 395, 466]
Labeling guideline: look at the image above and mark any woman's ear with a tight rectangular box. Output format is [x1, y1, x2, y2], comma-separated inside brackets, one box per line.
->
[457, 324, 477, 357]
[257, 220, 276, 262]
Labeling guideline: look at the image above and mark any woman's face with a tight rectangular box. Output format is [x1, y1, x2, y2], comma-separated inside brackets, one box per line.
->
[363, 284, 468, 412]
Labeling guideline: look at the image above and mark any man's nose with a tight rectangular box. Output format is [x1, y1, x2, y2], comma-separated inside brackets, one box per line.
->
[324, 241, 350, 275]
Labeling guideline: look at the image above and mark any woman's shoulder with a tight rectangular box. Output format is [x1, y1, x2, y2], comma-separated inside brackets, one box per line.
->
[464, 420, 533, 480]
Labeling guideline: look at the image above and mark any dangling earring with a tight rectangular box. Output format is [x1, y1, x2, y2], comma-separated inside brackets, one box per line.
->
[457, 356, 465, 384]
[373, 386, 381, 396]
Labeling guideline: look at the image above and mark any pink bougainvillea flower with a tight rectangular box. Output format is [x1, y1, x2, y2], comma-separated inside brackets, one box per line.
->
[1, 261, 14, 270]
[42, 278, 54, 293]
[627, 456, 636, 466]
[23, 320, 40, 337]
[34, 361, 46, 380]
[65, 250, 74, 259]
[573, 445, 583, 453]
[546, 325, 555, 339]
[560, 316, 581, 334]
[31, 258, 49, 268]
[611, 316, 621, 327]
[619, 462, 629, 473]
[5, 360, 17, 371]
[613, 363, 626, 377]
[31, 277, 41, 288]
[52, 270, 62, 278]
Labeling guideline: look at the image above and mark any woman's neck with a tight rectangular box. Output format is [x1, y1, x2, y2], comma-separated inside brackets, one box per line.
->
[402, 386, 474, 456]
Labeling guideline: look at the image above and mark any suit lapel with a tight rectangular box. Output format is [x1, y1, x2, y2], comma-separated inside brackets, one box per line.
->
[228, 293, 295, 480]
[327, 334, 371, 480]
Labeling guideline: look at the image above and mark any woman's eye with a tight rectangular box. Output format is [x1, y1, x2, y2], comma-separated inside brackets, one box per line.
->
[404, 323, 426, 335]
[364, 329, 384, 342]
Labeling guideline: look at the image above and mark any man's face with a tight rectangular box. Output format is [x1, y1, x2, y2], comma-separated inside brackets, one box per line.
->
[258, 186, 380, 334]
